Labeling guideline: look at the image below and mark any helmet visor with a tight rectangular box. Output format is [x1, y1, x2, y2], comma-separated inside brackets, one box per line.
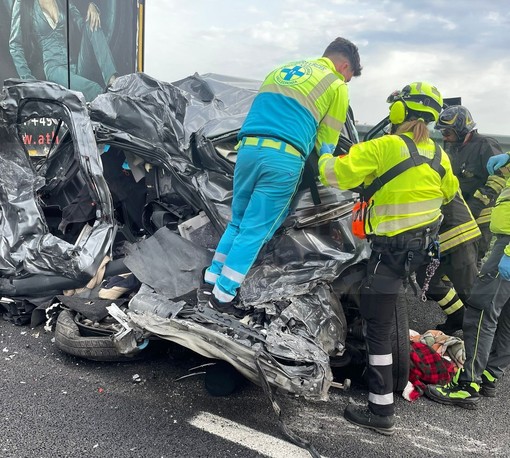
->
[440, 128, 458, 140]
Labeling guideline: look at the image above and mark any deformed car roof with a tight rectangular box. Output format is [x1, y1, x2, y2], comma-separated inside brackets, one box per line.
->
[0, 79, 114, 288]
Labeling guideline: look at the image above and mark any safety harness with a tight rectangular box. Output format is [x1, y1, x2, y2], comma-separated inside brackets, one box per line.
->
[361, 135, 446, 294]
[362, 135, 445, 201]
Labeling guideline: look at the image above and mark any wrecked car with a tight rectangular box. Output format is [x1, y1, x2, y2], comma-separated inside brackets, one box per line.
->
[0, 73, 411, 402]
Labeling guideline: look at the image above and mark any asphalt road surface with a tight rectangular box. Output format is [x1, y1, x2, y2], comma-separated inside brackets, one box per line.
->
[1, 292, 509, 458]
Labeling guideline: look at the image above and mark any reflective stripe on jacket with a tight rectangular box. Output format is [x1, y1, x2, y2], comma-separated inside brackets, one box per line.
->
[238, 57, 348, 158]
[438, 191, 481, 254]
[318, 133, 459, 237]
[447, 132, 505, 221]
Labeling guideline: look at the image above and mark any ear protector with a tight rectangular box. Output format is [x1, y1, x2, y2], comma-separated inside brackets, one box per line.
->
[388, 84, 411, 125]
[389, 100, 408, 125]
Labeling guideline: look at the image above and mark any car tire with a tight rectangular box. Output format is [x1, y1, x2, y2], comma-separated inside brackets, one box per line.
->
[54, 309, 142, 362]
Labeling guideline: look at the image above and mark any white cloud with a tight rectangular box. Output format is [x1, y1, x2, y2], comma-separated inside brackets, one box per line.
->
[144, 0, 510, 134]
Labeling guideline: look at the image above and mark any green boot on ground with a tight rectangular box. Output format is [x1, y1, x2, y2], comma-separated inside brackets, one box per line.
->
[480, 369, 497, 397]
[425, 379, 480, 409]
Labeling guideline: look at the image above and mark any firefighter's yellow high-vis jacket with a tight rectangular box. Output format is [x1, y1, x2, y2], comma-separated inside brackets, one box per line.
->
[238, 57, 348, 158]
[319, 133, 459, 237]
[490, 176, 510, 256]
[437, 191, 481, 254]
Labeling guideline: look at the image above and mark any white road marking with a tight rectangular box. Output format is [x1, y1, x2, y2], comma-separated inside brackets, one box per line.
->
[188, 412, 314, 458]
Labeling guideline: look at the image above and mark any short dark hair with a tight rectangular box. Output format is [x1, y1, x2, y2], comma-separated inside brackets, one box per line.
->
[323, 37, 362, 77]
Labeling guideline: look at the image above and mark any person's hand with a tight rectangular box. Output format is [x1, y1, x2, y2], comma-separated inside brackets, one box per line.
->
[86, 3, 101, 32]
[487, 153, 510, 175]
[318, 145, 335, 186]
[319, 143, 336, 156]
[498, 254, 510, 281]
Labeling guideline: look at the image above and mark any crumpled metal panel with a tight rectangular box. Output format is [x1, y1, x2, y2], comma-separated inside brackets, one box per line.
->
[128, 284, 186, 319]
[0, 126, 46, 273]
[126, 297, 332, 400]
[89, 72, 257, 167]
[89, 73, 252, 226]
[124, 227, 213, 299]
[87, 72, 369, 397]
[89, 73, 189, 158]
[171, 73, 260, 140]
[242, 215, 368, 304]
[0, 79, 114, 280]
[266, 284, 347, 357]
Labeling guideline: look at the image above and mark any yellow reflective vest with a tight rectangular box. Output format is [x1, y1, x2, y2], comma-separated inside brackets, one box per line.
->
[238, 57, 349, 158]
[319, 133, 459, 237]
[490, 176, 510, 256]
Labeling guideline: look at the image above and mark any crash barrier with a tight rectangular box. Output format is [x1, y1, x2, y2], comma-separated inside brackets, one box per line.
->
[356, 125, 510, 151]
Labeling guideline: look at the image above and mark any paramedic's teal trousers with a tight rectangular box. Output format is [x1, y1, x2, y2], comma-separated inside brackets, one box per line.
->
[205, 140, 304, 302]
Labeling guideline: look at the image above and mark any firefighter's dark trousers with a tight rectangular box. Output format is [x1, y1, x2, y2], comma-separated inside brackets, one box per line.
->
[362, 226, 435, 416]
[461, 235, 510, 383]
[416, 241, 478, 316]
[477, 223, 493, 264]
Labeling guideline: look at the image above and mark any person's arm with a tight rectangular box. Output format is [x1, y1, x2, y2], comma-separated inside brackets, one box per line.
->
[314, 80, 349, 156]
[319, 136, 381, 190]
[68, 1, 85, 31]
[491, 176, 510, 280]
[9, 0, 36, 80]
[499, 243, 510, 280]
[487, 151, 510, 175]
[68, 2, 101, 33]
[85, 2, 101, 31]
[469, 139, 506, 219]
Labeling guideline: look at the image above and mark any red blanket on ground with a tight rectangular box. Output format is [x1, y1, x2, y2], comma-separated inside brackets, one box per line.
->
[406, 341, 457, 401]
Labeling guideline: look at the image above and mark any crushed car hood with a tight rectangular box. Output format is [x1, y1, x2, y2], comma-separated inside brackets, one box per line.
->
[0, 74, 369, 400]
[88, 73, 369, 399]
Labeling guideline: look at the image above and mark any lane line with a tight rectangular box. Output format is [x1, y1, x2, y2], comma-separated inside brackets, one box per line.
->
[188, 412, 313, 458]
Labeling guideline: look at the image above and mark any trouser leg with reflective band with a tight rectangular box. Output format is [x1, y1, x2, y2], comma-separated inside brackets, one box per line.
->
[486, 297, 510, 379]
[416, 242, 478, 315]
[207, 144, 303, 302]
[362, 239, 428, 416]
[461, 235, 510, 384]
[361, 288, 397, 417]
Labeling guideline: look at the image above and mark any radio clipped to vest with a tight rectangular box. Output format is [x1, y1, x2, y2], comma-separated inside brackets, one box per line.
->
[350, 135, 445, 240]
[352, 197, 368, 239]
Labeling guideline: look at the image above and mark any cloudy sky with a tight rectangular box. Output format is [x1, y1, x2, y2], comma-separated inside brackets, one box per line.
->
[144, 0, 510, 136]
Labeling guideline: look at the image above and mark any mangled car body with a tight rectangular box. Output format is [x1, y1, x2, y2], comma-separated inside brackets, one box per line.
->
[0, 73, 409, 400]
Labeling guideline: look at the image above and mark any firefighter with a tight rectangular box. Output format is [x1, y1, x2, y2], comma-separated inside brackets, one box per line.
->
[416, 106, 508, 334]
[436, 105, 506, 262]
[415, 190, 481, 334]
[426, 151, 510, 408]
[319, 82, 458, 435]
[200, 37, 362, 316]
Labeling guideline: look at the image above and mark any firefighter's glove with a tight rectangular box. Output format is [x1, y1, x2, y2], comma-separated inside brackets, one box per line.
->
[499, 254, 510, 281]
[319, 143, 336, 156]
[487, 153, 510, 175]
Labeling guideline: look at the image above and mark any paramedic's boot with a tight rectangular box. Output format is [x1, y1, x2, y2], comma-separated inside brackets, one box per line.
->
[208, 294, 251, 319]
[425, 379, 480, 409]
[480, 369, 498, 397]
[197, 267, 215, 303]
[343, 405, 395, 436]
[436, 306, 464, 334]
